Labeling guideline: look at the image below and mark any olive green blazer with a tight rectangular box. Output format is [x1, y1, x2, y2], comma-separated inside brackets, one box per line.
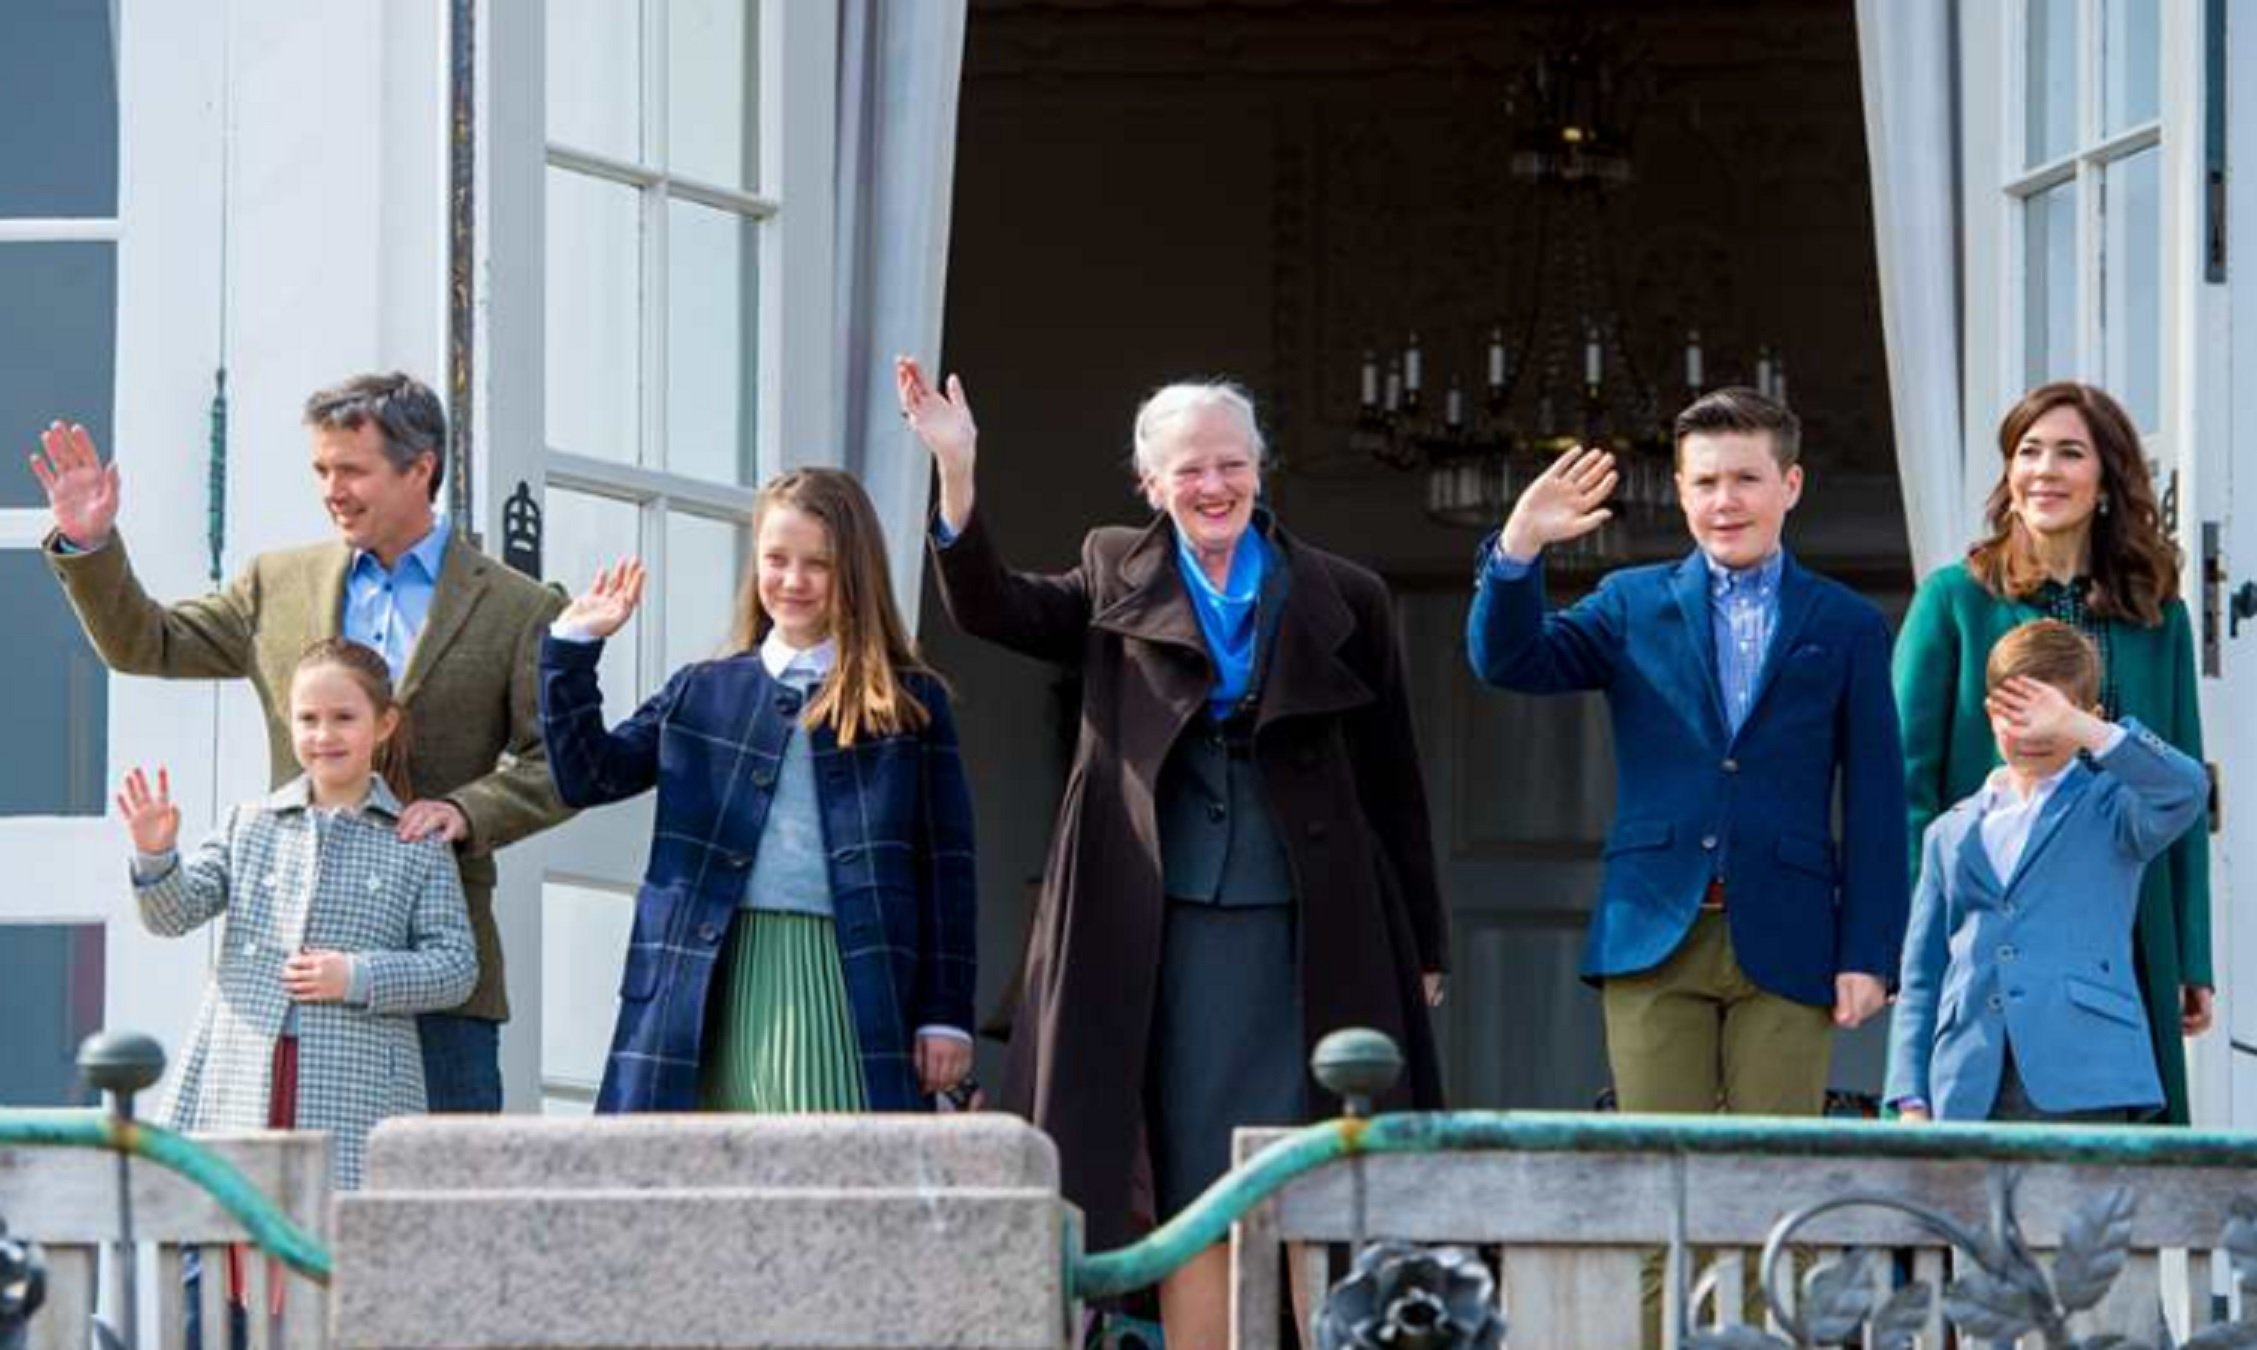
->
[47, 528, 570, 1020]
[1893, 560, 2209, 1122]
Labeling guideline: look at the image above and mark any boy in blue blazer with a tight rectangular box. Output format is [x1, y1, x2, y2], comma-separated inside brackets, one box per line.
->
[1885, 619, 2206, 1122]
[1467, 388, 1907, 1115]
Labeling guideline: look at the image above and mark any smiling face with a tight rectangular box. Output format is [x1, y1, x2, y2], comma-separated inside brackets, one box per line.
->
[312, 421, 437, 563]
[756, 503, 836, 649]
[2008, 404, 2105, 541]
[1142, 404, 1262, 561]
[1675, 430, 1802, 570]
[290, 661, 398, 801]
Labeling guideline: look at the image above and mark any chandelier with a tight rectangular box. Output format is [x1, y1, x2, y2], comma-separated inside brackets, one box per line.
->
[1349, 24, 1790, 565]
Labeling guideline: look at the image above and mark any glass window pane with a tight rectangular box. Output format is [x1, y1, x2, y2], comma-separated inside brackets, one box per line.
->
[2025, 0, 2078, 167]
[2103, 146, 2162, 430]
[545, 169, 641, 466]
[665, 510, 743, 672]
[2102, 0, 2159, 135]
[545, 0, 642, 162]
[0, 923, 104, 1104]
[0, 243, 114, 508]
[544, 487, 641, 700]
[0, 0, 116, 216]
[0, 550, 107, 814]
[539, 881, 634, 1096]
[664, 198, 759, 484]
[667, 0, 760, 192]
[2023, 182, 2078, 389]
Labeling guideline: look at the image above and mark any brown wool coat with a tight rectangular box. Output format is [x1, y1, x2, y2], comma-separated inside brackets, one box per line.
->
[933, 509, 1449, 1251]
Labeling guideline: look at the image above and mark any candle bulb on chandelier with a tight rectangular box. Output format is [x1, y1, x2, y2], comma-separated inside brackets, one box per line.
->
[1772, 356, 1788, 407]
[1685, 329, 1704, 392]
[1584, 327, 1603, 389]
[1384, 362, 1403, 413]
[1487, 326, 1507, 391]
[1756, 346, 1774, 401]
[1360, 350, 1379, 409]
[1405, 333, 1424, 396]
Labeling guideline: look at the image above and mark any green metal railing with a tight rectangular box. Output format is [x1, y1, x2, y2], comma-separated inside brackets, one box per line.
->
[0, 1111, 331, 1283]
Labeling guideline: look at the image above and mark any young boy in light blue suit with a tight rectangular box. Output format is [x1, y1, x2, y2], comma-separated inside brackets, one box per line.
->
[1886, 619, 2207, 1123]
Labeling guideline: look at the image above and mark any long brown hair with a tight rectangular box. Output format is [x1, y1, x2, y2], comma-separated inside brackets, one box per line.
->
[293, 638, 415, 798]
[1966, 381, 2179, 626]
[727, 468, 930, 746]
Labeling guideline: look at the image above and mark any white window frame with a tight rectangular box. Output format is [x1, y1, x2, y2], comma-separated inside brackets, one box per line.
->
[478, 0, 840, 1112]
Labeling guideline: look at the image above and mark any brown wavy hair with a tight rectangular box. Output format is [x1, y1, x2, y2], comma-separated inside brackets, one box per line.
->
[727, 468, 930, 746]
[1966, 381, 2179, 627]
[1986, 619, 2102, 709]
[293, 638, 415, 799]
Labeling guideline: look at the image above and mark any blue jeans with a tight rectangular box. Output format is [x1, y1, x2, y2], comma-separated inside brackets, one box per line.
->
[417, 1013, 502, 1113]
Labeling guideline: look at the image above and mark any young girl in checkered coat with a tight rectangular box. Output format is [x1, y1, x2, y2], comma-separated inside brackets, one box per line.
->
[118, 638, 478, 1191]
[540, 468, 979, 1114]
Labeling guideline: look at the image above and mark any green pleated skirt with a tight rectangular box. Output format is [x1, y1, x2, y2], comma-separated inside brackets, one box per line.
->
[697, 910, 868, 1113]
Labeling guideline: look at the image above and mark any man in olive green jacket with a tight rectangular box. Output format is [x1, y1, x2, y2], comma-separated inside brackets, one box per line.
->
[30, 372, 570, 1111]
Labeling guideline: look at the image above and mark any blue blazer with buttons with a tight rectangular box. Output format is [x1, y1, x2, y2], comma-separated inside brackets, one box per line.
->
[1883, 721, 2205, 1120]
[1466, 548, 1908, 1006]
[539, 635, 978, 1113]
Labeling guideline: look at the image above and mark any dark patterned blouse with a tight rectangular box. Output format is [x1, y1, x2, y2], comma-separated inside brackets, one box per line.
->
[2030, 577, 2121, 718]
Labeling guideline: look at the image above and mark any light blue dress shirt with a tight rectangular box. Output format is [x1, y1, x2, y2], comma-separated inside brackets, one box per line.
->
[344, 518, 451, 684]
[1706, 551, 1784, 735]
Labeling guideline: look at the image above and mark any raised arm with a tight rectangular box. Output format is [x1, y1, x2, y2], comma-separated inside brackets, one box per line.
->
[1465, 448, 1626, 693]
[539, 559, 685, 808]
[34, 423, 257, 679]
[440, 582, 573, 852]
[123, 769, 238, 938]
[900, 357, 1095, 664]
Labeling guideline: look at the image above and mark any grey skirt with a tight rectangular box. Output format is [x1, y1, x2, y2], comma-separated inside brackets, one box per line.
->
[1146, 899, 1307, 1221]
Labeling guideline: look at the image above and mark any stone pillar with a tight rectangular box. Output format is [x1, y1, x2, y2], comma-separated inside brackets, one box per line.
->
[332, 1115, 1075, 1350]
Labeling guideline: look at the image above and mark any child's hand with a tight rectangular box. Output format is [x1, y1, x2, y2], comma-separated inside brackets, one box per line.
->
[116, 766, 180, 854]
[1986, 675, 2107, 750]
[282, 949, 352, 1003]
[559, 559, 646, 640]
[1898, 1104, 1933, 1123]
[914, 1031, 974, 1096]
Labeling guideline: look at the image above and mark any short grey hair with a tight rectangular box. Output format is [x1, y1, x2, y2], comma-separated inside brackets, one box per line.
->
[303, 372, 449, 501]
[1131, 381, 1267, 479]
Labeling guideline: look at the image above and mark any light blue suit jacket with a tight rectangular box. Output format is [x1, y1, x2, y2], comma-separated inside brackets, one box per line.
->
[1883, 720, 2207, 1119]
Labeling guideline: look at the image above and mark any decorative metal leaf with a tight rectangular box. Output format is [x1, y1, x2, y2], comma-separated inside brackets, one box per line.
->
[1944, 1267, 2047, 1342]
[2183, 1327, 2257, 1350]
[1800, 1250, 1876, 1344]
[1868, 1280, 1934, 1350]
[1683, 1327, 1794, 1350]
[2053, 1187, 2139, 1312]
[2222, 1199, 2257, 1297]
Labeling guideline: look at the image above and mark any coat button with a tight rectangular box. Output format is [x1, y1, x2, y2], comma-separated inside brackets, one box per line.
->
[1306, 821, 1328, 841]
[242, 940, 258, 956]
[1998, 945, 2017, 962]
[697, 922, 721, 944]
[722, 853, 750, 870]
[1721, 759, 1739, 774]
[1987, 994, 2004, 1012]
[833, 846, 862, 863]
[1700, 835, 1718, 851]
[1207, 801, 1227, 824]
[752, 768, 777, 790]
[776, 691, 804, 715]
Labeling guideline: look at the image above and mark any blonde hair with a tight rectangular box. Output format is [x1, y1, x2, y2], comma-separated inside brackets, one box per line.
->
[726, 468, 931, 746]
[293, 638, 415, 798]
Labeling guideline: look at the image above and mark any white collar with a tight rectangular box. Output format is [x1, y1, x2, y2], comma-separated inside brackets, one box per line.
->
[760, 631, 838, 682]
[1980, 756, 2080, 811]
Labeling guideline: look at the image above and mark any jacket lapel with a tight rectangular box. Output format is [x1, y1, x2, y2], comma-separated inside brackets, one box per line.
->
[1254, 522, 1372, 729]
[313, 543, 352, 641]
[1954, 807, 2005, 903]
[398, 533, 490, 703]
[2002, 764, 2095, 894]
[1736, 553, 1818, 734]
[1667, 552, 1731, 745]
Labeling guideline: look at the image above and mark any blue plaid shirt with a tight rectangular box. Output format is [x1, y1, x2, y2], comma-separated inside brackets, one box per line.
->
[344, 518, 450, 683]
[1708, 551, 1784, 734]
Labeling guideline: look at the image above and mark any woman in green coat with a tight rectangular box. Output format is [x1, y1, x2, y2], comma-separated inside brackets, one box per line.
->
[1894, 381, 2211, 1123]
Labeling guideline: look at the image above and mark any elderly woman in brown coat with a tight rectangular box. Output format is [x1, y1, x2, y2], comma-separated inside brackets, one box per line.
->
[898, 357, 1448, 1350]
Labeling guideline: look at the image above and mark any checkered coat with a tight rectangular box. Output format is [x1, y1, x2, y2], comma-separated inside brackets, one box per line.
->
[135, 777, 478, 1190]
[538, 637, 978, 1113]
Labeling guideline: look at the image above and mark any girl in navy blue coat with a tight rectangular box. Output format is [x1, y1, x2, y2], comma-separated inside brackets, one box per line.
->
[539, 468, 977, 1113]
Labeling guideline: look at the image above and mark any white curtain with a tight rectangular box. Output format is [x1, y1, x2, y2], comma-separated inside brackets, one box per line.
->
[1855, 0, 1971, 581]
[834, 0, 969, 621]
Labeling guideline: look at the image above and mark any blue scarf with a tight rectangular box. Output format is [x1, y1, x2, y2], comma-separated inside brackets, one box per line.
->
[1177, 529, 1267, 720]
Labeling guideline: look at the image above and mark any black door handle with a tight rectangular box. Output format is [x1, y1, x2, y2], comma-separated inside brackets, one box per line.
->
[2232, 581, 2257, 639]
